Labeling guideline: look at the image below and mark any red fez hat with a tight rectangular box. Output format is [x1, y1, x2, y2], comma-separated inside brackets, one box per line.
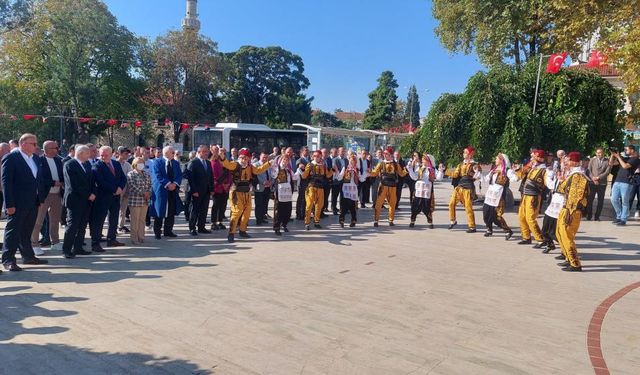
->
[568, 151, 581, 162]
[239, 148, 251, 157]
[464, 146, 475, 156]
[384, 147, 394, 154]
[532, 149, 546, 160]
[313, 150, 322, 157]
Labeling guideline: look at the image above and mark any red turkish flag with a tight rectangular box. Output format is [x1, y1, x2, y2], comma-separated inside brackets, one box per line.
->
[134, 120, 142, 127]
[106, 119, 118, 126]
[586, 50, 606, 68]
[79, 117, 92, 123]
[23, 114, 38, 120]
[546, 53, 568, 74]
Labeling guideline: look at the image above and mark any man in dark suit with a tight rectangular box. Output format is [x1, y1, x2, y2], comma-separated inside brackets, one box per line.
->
[394, 151, 407, 210]
[1, 133, 49, 271]
[331, 147, 346, 215]
[187, 145, 213, 235]
[149, 146, 183, 239]
[295, 146, 310, 220]
[358, 150, 372, 208]
[90, 146, 127, 252]
[62, 145, 96, 258]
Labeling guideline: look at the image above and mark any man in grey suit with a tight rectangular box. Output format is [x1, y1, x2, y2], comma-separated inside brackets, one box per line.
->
[586, 147, 611, 221]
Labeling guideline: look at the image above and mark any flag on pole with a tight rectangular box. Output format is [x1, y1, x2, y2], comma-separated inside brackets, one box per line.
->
[586, 50, 606, 68]
[546, 53, 568, 74]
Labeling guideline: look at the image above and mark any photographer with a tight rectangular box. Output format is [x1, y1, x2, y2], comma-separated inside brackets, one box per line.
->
[608, 145, 640, 225]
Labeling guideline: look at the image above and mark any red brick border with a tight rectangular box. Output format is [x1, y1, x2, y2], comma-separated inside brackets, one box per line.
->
[587, 281, 640, 375]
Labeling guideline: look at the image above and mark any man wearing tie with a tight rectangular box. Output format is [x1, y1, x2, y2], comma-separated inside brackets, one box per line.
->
[62, 145, 96, 258]
[149, 146, 183, 239]
[1, 133, 49, 271]
[31, 140, 65, 255]
[91, 146, 127, 252]
[187, 145, 213, 236]
[586, 147, 611, 221]
[295, 146, 310, 220]
[322, 148, 332, 217]
[331, 147, 345, 215]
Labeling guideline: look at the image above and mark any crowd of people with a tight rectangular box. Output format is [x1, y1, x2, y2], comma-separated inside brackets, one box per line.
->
[1, 132, 639, 274]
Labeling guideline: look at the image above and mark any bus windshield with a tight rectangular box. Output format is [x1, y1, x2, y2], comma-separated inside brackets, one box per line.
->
[229, 130, 306, 154]
[193, 129, 223, 148]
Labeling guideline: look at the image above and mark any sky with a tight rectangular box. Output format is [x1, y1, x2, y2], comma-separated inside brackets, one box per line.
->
[102, 0, 484, 117]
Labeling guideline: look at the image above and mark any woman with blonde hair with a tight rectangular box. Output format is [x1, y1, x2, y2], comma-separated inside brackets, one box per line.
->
[127, 157, 152, 244]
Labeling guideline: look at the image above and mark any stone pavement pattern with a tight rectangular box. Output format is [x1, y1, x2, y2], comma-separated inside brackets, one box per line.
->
[0, 183, 639, 374]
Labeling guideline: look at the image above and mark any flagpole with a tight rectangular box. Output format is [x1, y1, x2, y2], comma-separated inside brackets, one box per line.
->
[533, 54, 544, 115]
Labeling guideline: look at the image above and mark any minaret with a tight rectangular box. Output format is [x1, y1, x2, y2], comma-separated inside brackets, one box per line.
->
[182, 0, 200, 32]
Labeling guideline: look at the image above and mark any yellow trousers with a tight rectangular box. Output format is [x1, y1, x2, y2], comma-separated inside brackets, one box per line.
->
[556, 210, 582, 267]
[305, 186, 324, 225]
[518, 195, 543, 241]
[229, 191, 252, 234]
[448, 186, 476, 228]
[374, 185, 397, 222]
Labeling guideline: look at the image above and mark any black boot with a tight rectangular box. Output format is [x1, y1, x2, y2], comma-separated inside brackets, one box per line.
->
[518, 239, 532, 245]
[448, 221, 457, 230]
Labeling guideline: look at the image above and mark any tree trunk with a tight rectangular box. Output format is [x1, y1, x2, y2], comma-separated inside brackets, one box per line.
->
[513, 36, 521, 66]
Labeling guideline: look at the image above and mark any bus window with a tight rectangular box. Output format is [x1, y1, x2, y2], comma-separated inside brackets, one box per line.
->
[192, 129, 222, 150]
[229, 130, 306, 154]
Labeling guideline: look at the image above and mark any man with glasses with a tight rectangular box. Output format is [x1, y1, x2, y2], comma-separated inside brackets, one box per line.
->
[1, 133, 49, 271]
[31, 141, 64, 255]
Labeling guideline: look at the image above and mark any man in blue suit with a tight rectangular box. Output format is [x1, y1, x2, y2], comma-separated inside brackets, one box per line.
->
[1, 133, 49, 271]
[90, 146, 127, 252]
[149, 146, 183, 239]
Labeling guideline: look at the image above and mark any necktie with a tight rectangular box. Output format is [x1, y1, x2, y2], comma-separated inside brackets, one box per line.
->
[202, 159, 208, 171]
[107, 162, 115, 175]
[167, 160, 174, 180]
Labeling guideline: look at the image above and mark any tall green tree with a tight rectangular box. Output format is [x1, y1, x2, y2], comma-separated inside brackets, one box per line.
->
[222, 46, 312, 128]
[363, 71, 398, 130]
[138, 30, 223, 124]
[0, 0, 141, 142]
[311, 110, 344, 128]
[404, 85, 421, 128]
[0, 0, 33, 33]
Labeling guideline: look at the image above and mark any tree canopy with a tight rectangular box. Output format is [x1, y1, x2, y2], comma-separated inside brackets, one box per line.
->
[363, 71, 399, 130]
[408, 61, 624, 165]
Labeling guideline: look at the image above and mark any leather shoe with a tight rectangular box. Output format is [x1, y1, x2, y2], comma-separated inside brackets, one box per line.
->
[23, 257, 48, 265]
[557, 261, 569, 267]
[3, 263, 22, 271]
[409, 222, 415, 228]
[429, 224, 434, 229]
[190, 230, 198, 236]
[75, 249, 92, 255]
[217, 224, 226, 230]
[165, 232, 178, 238]
[227, 234, 235, 243]
[314, 224, 322, 229]
[389, 222, 395, 227]
[554, 255, 566, 260]
[561, 265, 582, 272]
[533, 242, 546, 249]
[91, 244, 105, 253]
[505, 231, 513, 241]
[63, 252, 76, 259]
[448, 221, 457, 230]
[283, 227, 289, 233]
[239, 231, 251, 238]
[340, 222, 345, 228]
[484, 232, 493, 237]
[154, 234, 162, 240]
[305, 225, 310, 231]
[373, 222, 379, 227]
[349, 222, 356, 228]
[274, 229, 282, 236]
[198, 228, 212, 234]
[466, 228, 476, 233]
[107, 240, 125, 247]
[517, 239, 532, 245]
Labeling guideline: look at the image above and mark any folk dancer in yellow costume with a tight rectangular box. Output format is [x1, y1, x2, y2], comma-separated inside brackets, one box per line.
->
[513, 149, 554, 246]
[407, 153, 436, 229]
[334, 154, 360, 228]
[220, 148, 272, 243]
[555, 152, 590, 272]
[300, 150, 333, 230]
[269, 154, 299, 236]
[369, 147, 408, 227]
[482, 153, 514, 240]
[448, 146, 481, 233]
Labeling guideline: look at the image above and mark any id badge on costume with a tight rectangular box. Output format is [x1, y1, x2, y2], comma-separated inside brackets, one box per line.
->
[415, 180, 432, 199]
[545, 192, 565, 219]
[277, 184, 293, 202]
[484, 184, 503, 207]
[342, 182, 358, 201]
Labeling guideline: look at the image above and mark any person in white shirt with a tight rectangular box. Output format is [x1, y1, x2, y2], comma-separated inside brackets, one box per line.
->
[31, 141, 65, 254]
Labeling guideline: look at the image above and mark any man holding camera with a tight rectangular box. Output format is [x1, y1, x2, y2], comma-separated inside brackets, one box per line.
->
[609, 145, 640, 226]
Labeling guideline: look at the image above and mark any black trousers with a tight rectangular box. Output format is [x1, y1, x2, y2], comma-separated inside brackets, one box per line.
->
[296, 185, 308, 219]
[184, 191, 192, 221]
[541, 214, 558, 243]
[323, 184, 331, 211]
[2, 205, 37, 264]
[91, 195, 120, 244]
[406, 179, 416, 205]
[339, 198, 357, 224]
[273, 200, 292, 230]
[211, 192, 228, 224]
[255, 189, 270, 224]
[482, 203, 510, 232]
[63, 203, 90, 254]
[154, 191, 176, 236]
[331, 182, 342, 213]
[411, 197, 433, 223]
[189, 193, 210, 230]
[586, 184, 607, 219]
[359, 178, 371, 205]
